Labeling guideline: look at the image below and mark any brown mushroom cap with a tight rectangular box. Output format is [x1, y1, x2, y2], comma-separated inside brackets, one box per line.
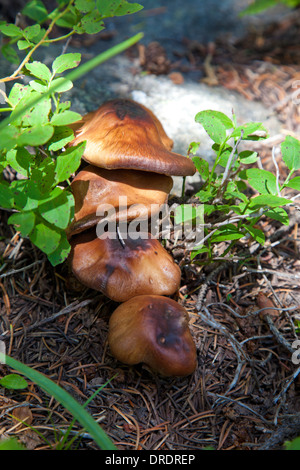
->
[108, 295, 197, 376]
[69, 230, 181, 302]
[70, 98, 196, 177]
[67, 165, 173, 237]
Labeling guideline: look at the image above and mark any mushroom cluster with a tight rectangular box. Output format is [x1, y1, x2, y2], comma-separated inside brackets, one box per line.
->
[67, 98, 197, 377]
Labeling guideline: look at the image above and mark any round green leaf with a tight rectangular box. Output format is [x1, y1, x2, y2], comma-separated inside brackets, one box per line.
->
[0, 373, 28, 390]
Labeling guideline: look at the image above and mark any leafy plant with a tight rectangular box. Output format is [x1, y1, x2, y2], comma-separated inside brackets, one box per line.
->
[176, 110, 300, 260]
[0, 0, 143, 266]
[239, 0, 300, 16]
[0, 352, 117, 450]
[0, 373, 28, 389]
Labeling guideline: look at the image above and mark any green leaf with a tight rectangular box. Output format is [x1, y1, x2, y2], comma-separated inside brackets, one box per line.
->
[11, 180, 41, 211]
[243, 224, 265, 244]
[0, 125, 19, 151]
[285, 176, 300, 191]
[38, 188, 74, 230]
[21, 95, 51, 127]
[0, 373, 28, 390]
[47, 231, 71, 266]
[246, 168, 278, 195]
[75, 0, 95, 12]
[188, 141, 200, 156]
[54, 142, 86, 183]
[6, 148, 32, 177]
[48, 126, 75, 151]
[238, 150, 258, 164]
[195, 110, 232, 144]
[17, 39, 33, 50]
[192, 156, 209, 181]
[174, 204, 203, 224]
[0, 181, 14, 209]
[230, 122, 268, 140]
[8, 83, 30, 106]
[17, 124, 54, 146]
[0, 438, 26, 450]
[25, 61, 52, 82]
[23, 24, 41, 41]
[30, 221, 61, 255]
[114, 0, 144, 16]
[51, 110, 82, 126]
[0, 23, 23, 37]
[281, 135, 300, 171]
[50, 77, 73, 93]
[265, 207, 289, 226]
[22, 0, 49, 22]
[1, 44, 19, 64]
[239, 0, 277, 16]
[249, 194, 293, 208]
[211, 224, 244, 242]
[80, 11, 105, 34]
[8, 211, 36, 237]
[52, 53, 81, 74]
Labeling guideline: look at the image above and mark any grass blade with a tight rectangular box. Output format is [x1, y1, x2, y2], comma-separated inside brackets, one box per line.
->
[1, 353, 117, 450]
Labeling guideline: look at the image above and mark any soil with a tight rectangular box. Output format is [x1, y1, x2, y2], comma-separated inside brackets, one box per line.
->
[0, 0, 300, 451]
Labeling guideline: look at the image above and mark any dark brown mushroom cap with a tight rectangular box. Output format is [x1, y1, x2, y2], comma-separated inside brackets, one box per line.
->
[69, 98, 196, 177]
[67, 165, 173, 237]
[108, 295, 197, 376]
[69, 230, 181, 302]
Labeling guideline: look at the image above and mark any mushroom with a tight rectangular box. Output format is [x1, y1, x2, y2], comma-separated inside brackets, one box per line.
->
[69, 98, 196, 177]
[69, 229, 181, 302]
[67, 165, 173, 237]
[108, 295, 197, 376]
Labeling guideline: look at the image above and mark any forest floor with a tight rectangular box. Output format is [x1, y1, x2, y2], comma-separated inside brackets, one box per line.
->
[0, 4, 300, 451]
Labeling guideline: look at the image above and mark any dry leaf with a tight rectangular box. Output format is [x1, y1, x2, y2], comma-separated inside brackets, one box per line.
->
[256, 293, 279, 318]
[12, 406, 33, 427]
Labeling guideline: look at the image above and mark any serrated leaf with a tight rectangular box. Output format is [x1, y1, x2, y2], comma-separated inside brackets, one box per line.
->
[54, 142, 86, 183]
[51, 110, 82, 126]
[246, 168, 278, 195]
[25, 61, 52, 82]
[114, 0, 143, 16]
[30, 221, 61, 255]
[22, 95, 51, 126]
[8, 211, 36, 237]
[0, 374, 28, 390]
[52, 53, 81, 74]
[281, 135, 300, 171]
[17, 124, 54, 146]
[8, 83, 30, 106]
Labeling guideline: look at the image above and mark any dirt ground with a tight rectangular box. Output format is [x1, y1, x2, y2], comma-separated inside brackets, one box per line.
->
[0, 6, 300, 451]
